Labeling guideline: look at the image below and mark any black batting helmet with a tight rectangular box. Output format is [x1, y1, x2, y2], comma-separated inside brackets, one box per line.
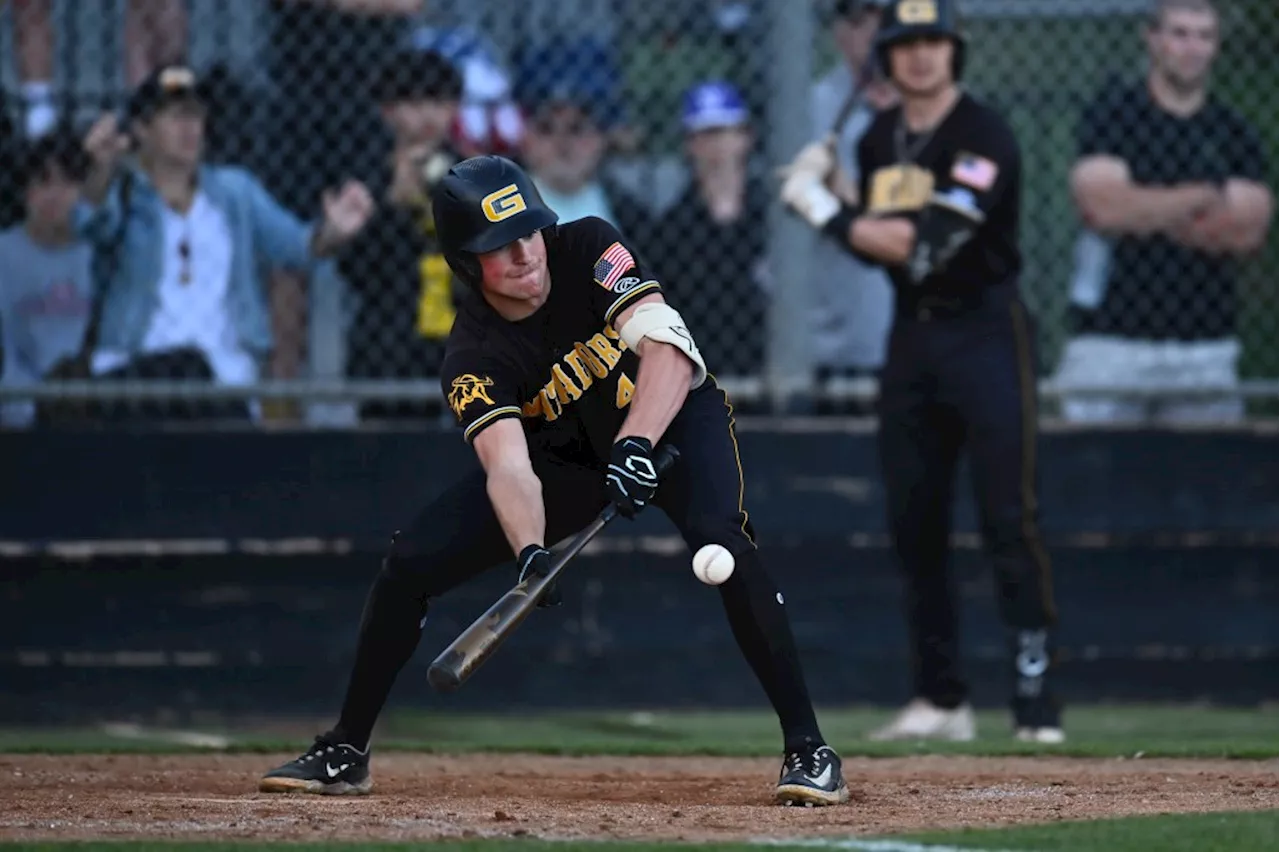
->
[875, 0, 967, 81]
[430, 155, 559, 289]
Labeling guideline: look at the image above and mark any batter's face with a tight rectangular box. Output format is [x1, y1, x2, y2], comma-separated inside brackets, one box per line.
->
[478, 231, 550, 308]
[1147, 8, 1218, 93]
[888, 36, 955, 97]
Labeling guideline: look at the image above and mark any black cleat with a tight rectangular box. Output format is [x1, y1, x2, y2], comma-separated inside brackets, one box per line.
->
[775, 743, 850, 806]
[258, 736, 372, 795]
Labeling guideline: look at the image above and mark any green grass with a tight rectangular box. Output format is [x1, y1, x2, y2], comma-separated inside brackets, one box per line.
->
[1, 704, 1274, 760]
[901, 810, 1279, 851]
[0, 811, 1276, 850]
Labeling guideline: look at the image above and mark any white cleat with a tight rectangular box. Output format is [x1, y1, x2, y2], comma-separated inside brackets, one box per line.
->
[867, 698, 976, 742]
[1015, 726, 1066, 744]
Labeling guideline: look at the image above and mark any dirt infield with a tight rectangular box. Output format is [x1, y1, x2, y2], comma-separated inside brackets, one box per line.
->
[0, 753, 1274, 844]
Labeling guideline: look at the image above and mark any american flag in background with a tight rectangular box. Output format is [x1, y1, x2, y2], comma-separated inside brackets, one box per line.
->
[951, 153, 999, 192]
[593, 242, 636, 292]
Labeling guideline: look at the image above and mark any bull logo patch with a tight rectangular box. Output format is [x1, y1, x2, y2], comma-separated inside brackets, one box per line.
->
[448, 374, 496, 417]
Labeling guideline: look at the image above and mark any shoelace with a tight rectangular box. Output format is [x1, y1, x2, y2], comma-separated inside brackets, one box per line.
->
[295, 738, 339, 765]
[784, 747, 823, 777]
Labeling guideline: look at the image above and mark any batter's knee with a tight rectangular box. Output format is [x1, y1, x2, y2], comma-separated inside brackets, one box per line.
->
[377, 529, 443, 601]
[681, 514, 757, 559]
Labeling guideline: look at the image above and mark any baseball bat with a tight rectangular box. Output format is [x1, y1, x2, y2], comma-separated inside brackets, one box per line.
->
[824, 51, 879, 149]
[427, 444, 681, 693]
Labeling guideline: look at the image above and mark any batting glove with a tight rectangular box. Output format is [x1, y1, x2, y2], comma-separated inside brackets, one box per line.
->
[517, 544, 561, 608]
[606, 437, 659, 520]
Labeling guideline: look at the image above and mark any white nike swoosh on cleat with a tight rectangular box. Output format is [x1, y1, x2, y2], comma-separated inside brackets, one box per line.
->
[325, 763, 350, 778]
[808, 765, 833, 787]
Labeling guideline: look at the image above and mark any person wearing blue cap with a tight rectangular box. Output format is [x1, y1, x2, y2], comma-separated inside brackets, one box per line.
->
[636, 81, 769, 383]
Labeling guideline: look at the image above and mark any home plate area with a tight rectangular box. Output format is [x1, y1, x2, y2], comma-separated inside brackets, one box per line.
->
[0, 753, 1272, 843]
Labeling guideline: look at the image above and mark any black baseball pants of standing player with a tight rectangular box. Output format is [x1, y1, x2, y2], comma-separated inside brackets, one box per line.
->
[877, 287, 1060, 727]
[328, 381, 826, 751]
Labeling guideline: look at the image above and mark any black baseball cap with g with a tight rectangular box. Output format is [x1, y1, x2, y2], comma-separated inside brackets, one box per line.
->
[128, 64, 206, 121]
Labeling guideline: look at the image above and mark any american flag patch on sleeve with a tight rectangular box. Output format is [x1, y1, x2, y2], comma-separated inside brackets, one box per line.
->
[951, 153, 999, 191]
[593, 242, 636, 292]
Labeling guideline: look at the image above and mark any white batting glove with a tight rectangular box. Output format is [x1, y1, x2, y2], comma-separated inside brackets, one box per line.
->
[781, 169, 841, 230]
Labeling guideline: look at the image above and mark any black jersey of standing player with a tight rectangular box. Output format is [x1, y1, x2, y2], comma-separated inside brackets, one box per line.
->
[441, 216, 667, 463]
[857, 92, 1021, 304]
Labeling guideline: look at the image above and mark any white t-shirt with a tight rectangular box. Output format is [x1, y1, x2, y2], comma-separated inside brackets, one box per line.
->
[94, 191, 259, 386]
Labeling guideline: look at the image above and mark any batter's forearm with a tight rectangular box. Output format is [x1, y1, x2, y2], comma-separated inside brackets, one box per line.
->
[486, 465, 547, 554]
[616, 341, 691, 445]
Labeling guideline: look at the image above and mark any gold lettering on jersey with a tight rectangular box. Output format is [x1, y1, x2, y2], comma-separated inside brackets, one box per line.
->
[448, 374, 496, 417]
[530, 378, 562, 421]
[520, 325, 633, 424]
[562, 349, 594, 389]
[551, 364, 583, 403]
[867, 164, 935, 214]
[586, 332, 624, 368]
[898, 0, 938, 24]
[480, 183, 527, 223]
[572, 343, 608, 379]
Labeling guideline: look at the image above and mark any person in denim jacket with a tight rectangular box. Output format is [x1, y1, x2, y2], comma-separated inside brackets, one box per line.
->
[73, 65, 373, 401]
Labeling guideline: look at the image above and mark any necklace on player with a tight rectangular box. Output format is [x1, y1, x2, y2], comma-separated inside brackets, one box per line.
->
[893, 91, 962, 164]
[894, 114, 939, 165]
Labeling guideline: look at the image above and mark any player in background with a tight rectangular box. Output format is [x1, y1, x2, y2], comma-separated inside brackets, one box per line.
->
[779, 0, 1063, 744]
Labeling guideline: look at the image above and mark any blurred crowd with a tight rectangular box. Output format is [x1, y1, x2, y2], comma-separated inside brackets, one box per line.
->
[0, 0, 1271, 428]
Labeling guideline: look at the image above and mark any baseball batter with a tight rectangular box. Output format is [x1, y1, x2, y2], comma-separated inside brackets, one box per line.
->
[259, 155, 849, 807]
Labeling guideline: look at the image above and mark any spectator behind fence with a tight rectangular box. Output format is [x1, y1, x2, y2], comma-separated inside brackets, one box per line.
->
[514, 40, 645, 235]
[1061, 0, 1274, 424]
[70, 65, 373, 422]
[10, 0, 189, 138]
[335, 49, 465, 421]
[0, 128, 93, 428]
[808, 0, 897, 413]
[637, 81, 769, 378]
[265, 0, 424, 219]
[408, 24, 524, 159]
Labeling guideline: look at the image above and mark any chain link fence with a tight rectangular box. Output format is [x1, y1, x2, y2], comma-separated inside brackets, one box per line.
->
[0, 0, 1274, 428]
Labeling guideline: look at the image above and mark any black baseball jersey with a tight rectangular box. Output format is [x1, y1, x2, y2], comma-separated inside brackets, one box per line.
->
[857, 92, 1021, 308]
[1075, 80, 1268, 341]
[440, 217, 666, 463]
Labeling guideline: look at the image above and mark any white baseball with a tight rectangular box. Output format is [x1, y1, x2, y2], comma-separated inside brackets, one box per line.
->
[692, 544, 735, 585]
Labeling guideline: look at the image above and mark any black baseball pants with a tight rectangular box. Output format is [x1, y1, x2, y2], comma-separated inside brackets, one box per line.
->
[877, 292, 1059, 720]
[331, 381, 823, 750]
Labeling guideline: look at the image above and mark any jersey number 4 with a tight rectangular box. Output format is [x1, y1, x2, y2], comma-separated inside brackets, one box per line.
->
[615, 374, 635, 409]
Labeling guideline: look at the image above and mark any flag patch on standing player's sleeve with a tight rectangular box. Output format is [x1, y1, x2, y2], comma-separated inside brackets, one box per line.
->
[951, 153, 999, 191]
[593, 242, 636, 292]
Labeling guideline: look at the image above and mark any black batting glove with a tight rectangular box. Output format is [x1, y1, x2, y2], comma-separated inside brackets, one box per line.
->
[606, 436, 659, 520]
[517, 544, 561, 608]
